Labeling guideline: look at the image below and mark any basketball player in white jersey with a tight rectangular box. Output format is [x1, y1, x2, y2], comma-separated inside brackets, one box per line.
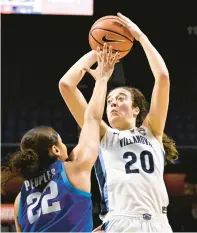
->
[59, 13, 178, 232]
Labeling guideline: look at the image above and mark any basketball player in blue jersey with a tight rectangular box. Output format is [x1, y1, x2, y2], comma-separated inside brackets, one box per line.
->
[1, 46, 118, 232]
[59, 13, 178, 232]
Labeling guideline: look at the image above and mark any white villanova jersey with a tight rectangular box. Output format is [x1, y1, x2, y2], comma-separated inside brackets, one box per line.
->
[94, 126, 169, 220]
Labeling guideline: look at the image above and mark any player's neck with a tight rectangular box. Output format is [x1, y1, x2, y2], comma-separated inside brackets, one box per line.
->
[115, 120, 136, 131]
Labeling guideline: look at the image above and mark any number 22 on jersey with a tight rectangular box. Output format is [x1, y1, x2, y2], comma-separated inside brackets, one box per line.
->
[27, 181, 61, 224]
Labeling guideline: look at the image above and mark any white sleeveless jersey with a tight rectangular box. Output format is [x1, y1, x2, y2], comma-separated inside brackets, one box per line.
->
[94, 126, 169, 219]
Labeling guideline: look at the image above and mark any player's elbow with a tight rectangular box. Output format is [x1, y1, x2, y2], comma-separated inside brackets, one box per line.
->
[157, 74, 170, 87]
[59, 78, 73, 92]
[159, 70, 170, 81]
[161, 73, 169, 80]
[59, 78, 67, 89]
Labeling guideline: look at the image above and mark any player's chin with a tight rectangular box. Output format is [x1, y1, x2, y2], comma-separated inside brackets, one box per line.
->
[108, 115, 122, 128]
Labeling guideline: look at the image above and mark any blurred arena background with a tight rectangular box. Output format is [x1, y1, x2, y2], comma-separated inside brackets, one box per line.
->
[1, 0, 197, 231]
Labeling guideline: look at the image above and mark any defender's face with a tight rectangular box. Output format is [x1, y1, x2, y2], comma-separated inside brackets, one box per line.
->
[106, 88, 136, 129]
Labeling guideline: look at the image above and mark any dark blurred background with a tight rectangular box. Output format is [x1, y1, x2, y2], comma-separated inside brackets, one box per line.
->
[1, 0, 197, 231]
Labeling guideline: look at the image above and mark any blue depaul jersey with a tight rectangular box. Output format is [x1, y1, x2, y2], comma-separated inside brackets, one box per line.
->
[18, 161, 93, 232]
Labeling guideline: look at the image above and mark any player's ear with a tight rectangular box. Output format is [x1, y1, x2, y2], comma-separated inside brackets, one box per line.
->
[49, 145, 60, 156]
[133, 106, 140, 116]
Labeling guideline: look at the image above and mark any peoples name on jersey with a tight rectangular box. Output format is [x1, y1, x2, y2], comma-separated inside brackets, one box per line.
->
[24, 168, 55, 191]
[120, 135, 153, 148]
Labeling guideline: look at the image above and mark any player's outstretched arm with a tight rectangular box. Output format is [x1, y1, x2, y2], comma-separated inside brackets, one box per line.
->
[71, 45, 118, 171]
[59, 51, 96, 127]
[117, 13, 170, 142]
[59, 51, 108, 138]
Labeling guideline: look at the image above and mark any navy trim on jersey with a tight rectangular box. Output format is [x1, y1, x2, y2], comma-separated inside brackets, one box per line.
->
[61, 163, 91, 198]
[94, 150, 109, 216]
[161, 149, 166, 162]
[101, 221, 109, 231]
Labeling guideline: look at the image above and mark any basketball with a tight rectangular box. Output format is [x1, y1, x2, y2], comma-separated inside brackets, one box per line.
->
[89, 16, 134, 59]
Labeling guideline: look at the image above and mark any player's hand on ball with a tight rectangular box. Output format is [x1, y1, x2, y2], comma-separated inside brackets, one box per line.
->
[117, 12, 145, 41]
[85, 44, 119, 81]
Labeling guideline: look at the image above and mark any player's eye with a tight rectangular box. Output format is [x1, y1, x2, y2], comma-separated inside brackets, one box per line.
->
[118, 96, 124, 101]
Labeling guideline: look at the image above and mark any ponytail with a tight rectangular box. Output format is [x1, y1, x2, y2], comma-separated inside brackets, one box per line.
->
[9, 149, 39, 179]
[1, 149, 39, 194]
[162, 133, 178, 162]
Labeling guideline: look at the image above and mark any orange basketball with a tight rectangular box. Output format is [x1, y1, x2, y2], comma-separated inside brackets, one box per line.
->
[89, 16, 134, 59]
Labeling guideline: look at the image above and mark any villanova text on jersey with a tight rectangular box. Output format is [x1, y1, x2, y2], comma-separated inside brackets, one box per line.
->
[18, 161, 93, 232]
[120, 135, 153, 148]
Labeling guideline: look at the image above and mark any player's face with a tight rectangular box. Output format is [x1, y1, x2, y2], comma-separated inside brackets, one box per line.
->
[106, 88, 138, 129]
[56, 135, 68, 161]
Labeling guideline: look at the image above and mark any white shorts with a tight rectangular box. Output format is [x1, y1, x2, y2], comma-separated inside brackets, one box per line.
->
[101, 213, 173, 233]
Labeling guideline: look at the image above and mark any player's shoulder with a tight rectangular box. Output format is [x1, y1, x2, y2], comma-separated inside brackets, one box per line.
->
[140, 124, 165, 151]
[100, 126, 119, 147]
[136, 125, 149, 137]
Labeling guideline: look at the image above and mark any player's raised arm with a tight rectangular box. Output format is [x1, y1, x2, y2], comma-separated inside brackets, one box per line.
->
[59, 51, 96, 128]
[117, 13, 170, 142]
[59, 50, 108, 138]
[71, 45, 118, 171]
[140, 35, 169, 141]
